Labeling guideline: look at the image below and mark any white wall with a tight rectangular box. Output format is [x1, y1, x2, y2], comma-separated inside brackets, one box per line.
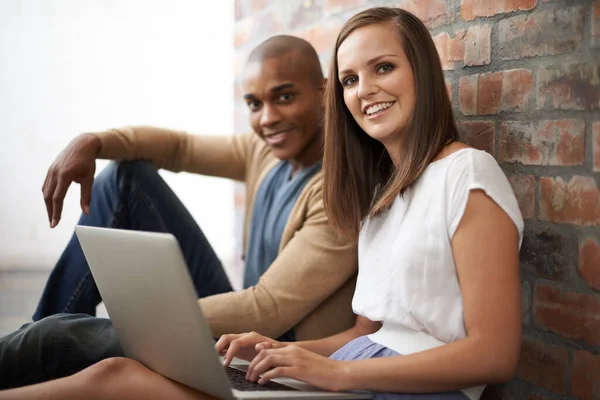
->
[0, 1, 239, 285]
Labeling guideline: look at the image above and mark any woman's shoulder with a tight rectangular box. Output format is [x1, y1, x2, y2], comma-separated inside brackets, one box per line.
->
[431, 142, 501, 180]
[426, 143, 516, 212]
[434, 143, 524, 242]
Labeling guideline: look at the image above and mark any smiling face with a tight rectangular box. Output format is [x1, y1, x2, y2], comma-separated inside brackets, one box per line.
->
[242, 51, 325, 165]
[337, 22, 416, 158]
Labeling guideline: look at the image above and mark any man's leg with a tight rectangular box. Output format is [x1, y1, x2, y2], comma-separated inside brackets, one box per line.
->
[0, 314, 123, 389]
[34, 161, 233, 320]
[0, 355, 218, 400]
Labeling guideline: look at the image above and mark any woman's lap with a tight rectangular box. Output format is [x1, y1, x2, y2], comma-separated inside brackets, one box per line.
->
[329, 336, 469, 400]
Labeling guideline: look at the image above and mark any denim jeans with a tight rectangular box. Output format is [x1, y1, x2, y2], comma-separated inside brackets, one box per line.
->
[34, 161, 232, 319]
[0, 161, 233, 389]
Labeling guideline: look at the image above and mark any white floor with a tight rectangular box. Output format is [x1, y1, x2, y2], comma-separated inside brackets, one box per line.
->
[0, 269, 48, 336]
[0, 269, 109, 337]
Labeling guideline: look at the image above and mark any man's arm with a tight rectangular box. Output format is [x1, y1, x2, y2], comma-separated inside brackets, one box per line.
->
[94, 126, 251, 181]
[43, 126, 252, 227]
[198, 185, 358, 339]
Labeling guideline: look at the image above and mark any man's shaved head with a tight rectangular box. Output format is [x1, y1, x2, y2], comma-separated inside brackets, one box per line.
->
[247, 35, 324, 86]
[240, 35, 326, 168]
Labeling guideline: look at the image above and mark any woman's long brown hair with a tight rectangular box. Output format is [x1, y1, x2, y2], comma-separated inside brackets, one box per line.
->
[323, 7, 458, 238]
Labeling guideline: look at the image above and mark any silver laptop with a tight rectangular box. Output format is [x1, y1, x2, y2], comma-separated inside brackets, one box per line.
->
[75, 226, 372, 400]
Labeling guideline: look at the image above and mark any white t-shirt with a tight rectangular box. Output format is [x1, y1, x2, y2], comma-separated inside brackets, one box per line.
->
[353, 148, 524, 400]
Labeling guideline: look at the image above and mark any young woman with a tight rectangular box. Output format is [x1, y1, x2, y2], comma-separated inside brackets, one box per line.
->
[216, 7, 524, 400]
[0, 7, 523, 400]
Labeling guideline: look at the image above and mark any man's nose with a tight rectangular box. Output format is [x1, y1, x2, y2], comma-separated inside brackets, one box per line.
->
[260, 104, 283, 128]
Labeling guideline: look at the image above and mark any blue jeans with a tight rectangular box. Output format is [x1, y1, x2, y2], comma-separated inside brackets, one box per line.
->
[34, 161, 232, 319]
[0, 161, 233, 389]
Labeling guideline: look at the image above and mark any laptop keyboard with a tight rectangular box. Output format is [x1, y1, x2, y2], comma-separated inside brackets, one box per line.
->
[226, 367, 297, 392]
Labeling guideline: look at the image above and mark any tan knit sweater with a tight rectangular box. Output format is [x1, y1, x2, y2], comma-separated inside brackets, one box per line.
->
[94, 126, 358, 340]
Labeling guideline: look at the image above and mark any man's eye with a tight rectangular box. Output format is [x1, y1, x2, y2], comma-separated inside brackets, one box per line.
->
[342, 76, 357, 86]
[279, 93, 293, 102]
[377, 64, 394, 74]
[246, 101, 260, 111]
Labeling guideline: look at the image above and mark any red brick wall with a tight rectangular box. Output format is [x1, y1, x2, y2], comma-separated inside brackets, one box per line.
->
[233, 1, 600, 398]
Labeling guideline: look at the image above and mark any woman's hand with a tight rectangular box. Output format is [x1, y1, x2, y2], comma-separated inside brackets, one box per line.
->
[215, 332, 285, 366]
[247, 345, 349, 392]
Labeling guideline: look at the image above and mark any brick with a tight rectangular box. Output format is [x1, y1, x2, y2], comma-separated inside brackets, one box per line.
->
[540, 176, 600, 226]
[478, 72, 503, 115]
[537, 63, 600, 111]
[508, 175, 535, 219]
[433, 32, 455, 71]
[324, 0, 360, 14]
[595, 122, 600, 172]
[446, 80, 452, 101]
[502, 69, 533, 112]
[477, 70, 532, 115]
[498, 7, 585, 60]
[449, 31, 466, 62]
[461, 0, 536, 21]
[520, 230, 577, 281]
[297, 21, 342, 55]
[498, 119, 585, 166]
[457, 121, 494, 155]
[580, 238, 600, 290]
[534, 285, 600, 346]
[459, 75, 478, 116]
[464, 25, 491, 66]
[516, 338, 568, 394]
[289, 0, 324, 30]
[594, 0, 600, 47]
[572, 350, 600, 400]
[398, 0, 452, 29]
[434, 26, 490, 70]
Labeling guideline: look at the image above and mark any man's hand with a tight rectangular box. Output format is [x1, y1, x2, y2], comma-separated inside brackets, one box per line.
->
[215, 332, 286, 367]
[42, 133, 101, 228]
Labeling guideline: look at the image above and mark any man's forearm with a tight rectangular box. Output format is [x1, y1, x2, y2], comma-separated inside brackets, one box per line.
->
[93, 126, 186, 171]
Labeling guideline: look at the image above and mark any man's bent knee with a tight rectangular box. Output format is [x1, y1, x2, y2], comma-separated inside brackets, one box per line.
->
[94, 160, 156, 189]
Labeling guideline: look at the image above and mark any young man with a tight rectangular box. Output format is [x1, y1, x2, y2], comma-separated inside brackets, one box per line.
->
[0, 35, 357, 390]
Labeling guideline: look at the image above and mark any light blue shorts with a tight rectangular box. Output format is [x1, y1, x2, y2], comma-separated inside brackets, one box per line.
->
[329, 336, 470, 400]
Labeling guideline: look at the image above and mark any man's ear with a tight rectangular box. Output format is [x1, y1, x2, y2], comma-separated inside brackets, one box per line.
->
[320, 78, 327, 92]
[319, 78, 327, 107]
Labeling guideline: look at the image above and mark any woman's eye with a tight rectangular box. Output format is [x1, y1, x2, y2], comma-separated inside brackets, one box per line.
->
[377, 64, 394, 74]
[342, 76, 357, 86]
